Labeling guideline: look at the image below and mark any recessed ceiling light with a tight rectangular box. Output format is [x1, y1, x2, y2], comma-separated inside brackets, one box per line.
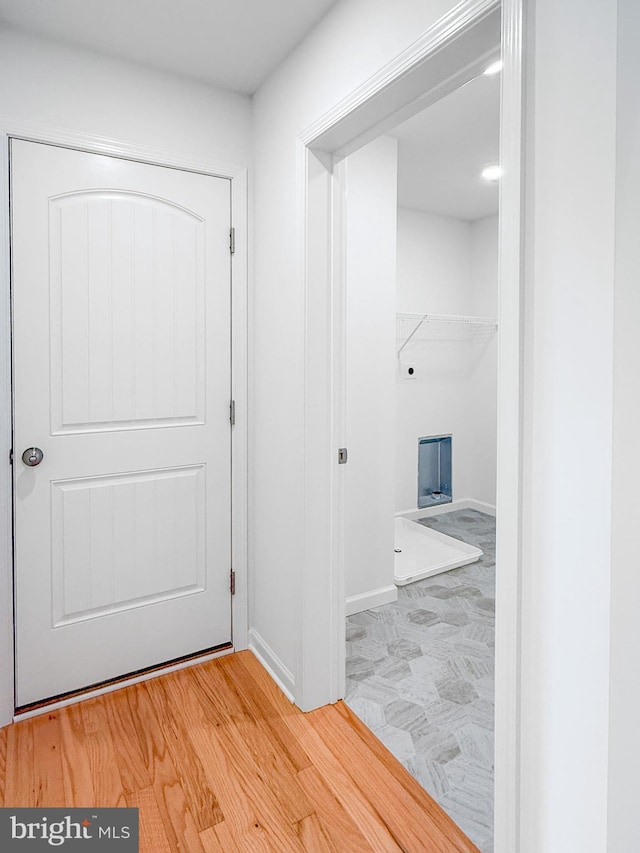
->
[483, 59, 503, 76]
[482, 165, 503, 181]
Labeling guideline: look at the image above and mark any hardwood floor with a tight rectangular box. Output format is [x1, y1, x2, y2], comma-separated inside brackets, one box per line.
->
[0, 651, 479, 852]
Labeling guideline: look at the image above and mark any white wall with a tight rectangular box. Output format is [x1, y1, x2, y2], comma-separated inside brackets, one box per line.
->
[0, 25, 252, 710]
[250, 0, 626, 846]
[0, 1, 631, 848]
[395, 208, 497, 512]
[607, 1, 640, 850]
[396, 209, 472, 314]
[0, 28, 252, 164]
[396, 209, 473, 510]
[470, 215, 498, 507]
[3, 4, 628, 848]
[251, 0, 459, 685]
[344, 137, 398, 609]
[519, 0, 617, 850]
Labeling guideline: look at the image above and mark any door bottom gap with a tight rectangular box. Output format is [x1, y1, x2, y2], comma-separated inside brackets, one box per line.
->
[15, 641, 233, 715]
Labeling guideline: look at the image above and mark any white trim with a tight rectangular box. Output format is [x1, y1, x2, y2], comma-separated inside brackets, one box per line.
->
[230, 165, 249, 652]
[0, 117, 249, 724]
[301, 0, 501, 155]
[346, 585, 398, 617]
[14, 645, 234, 722]
[397, 501, 470, 519]
[294, 142, 345, 712]
[248, 628, 295, 703]
[0, 134, 13, 727]
[0, 116, 247, 180]
[396, 497, 497, 519]
[297, 0, 524, 849]
[467, 498, 497, 516]
[494, 0, 526, 849]
[296, 0, 501, 717]
[332, 156, 348, 702]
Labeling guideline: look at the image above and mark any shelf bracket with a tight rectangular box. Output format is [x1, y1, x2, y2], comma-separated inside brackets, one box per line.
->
[398, 314, 428, 356]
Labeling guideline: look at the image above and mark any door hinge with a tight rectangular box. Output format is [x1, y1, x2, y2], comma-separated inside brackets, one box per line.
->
[230, 569, 236, 596]
[229, 227, 235, 255]
[230, 399, 236, 426]
[338, 447, 348, 464]
[9, 449, 13, 465]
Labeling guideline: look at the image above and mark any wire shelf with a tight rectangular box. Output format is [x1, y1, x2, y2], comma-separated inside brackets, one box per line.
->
[396, 312, 497, 355]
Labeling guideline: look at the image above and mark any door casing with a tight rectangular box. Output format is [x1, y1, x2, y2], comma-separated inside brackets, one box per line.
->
[0, 123, 249, 724]
[295, 0, 525, 851]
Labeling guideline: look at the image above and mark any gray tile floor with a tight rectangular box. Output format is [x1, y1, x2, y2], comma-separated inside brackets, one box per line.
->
[345, 509, 495, 853]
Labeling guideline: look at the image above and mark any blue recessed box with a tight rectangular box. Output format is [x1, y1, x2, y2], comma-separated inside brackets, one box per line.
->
[418, 435, 452, 508]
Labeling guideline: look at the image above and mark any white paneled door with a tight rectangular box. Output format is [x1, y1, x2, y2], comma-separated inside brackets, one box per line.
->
[11, 140, 233, 707]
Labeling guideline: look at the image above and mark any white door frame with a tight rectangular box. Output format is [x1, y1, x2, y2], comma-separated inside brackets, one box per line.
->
[296, 0, 525, 851]
[0, 121, 249, 724]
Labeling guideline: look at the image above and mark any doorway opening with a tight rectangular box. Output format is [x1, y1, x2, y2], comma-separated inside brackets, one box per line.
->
[342, 53, 500, 852]
[297, 0, 524, 850]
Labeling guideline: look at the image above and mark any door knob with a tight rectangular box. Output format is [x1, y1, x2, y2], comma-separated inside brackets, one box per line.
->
[22, 447, 43, 467]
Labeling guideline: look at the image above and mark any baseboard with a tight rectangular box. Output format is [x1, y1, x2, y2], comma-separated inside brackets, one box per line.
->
[466, 498, 497, 517]
[346, 584, 398, 617]
[396, 497, 496, 520]
[248, 628, 295, 703]
[396, 498, 470, 519]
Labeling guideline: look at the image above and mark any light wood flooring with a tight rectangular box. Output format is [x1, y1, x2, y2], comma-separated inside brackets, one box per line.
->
[0, 650, 479, 851]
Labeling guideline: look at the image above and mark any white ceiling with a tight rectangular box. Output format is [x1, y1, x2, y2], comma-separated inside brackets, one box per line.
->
[391, 72, 500, 221]
[0, 2, 500, 217]
[0, 0, 339, 95]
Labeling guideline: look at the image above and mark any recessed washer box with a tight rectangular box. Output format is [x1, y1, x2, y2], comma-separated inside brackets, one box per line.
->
[418, 434, 452, 508]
